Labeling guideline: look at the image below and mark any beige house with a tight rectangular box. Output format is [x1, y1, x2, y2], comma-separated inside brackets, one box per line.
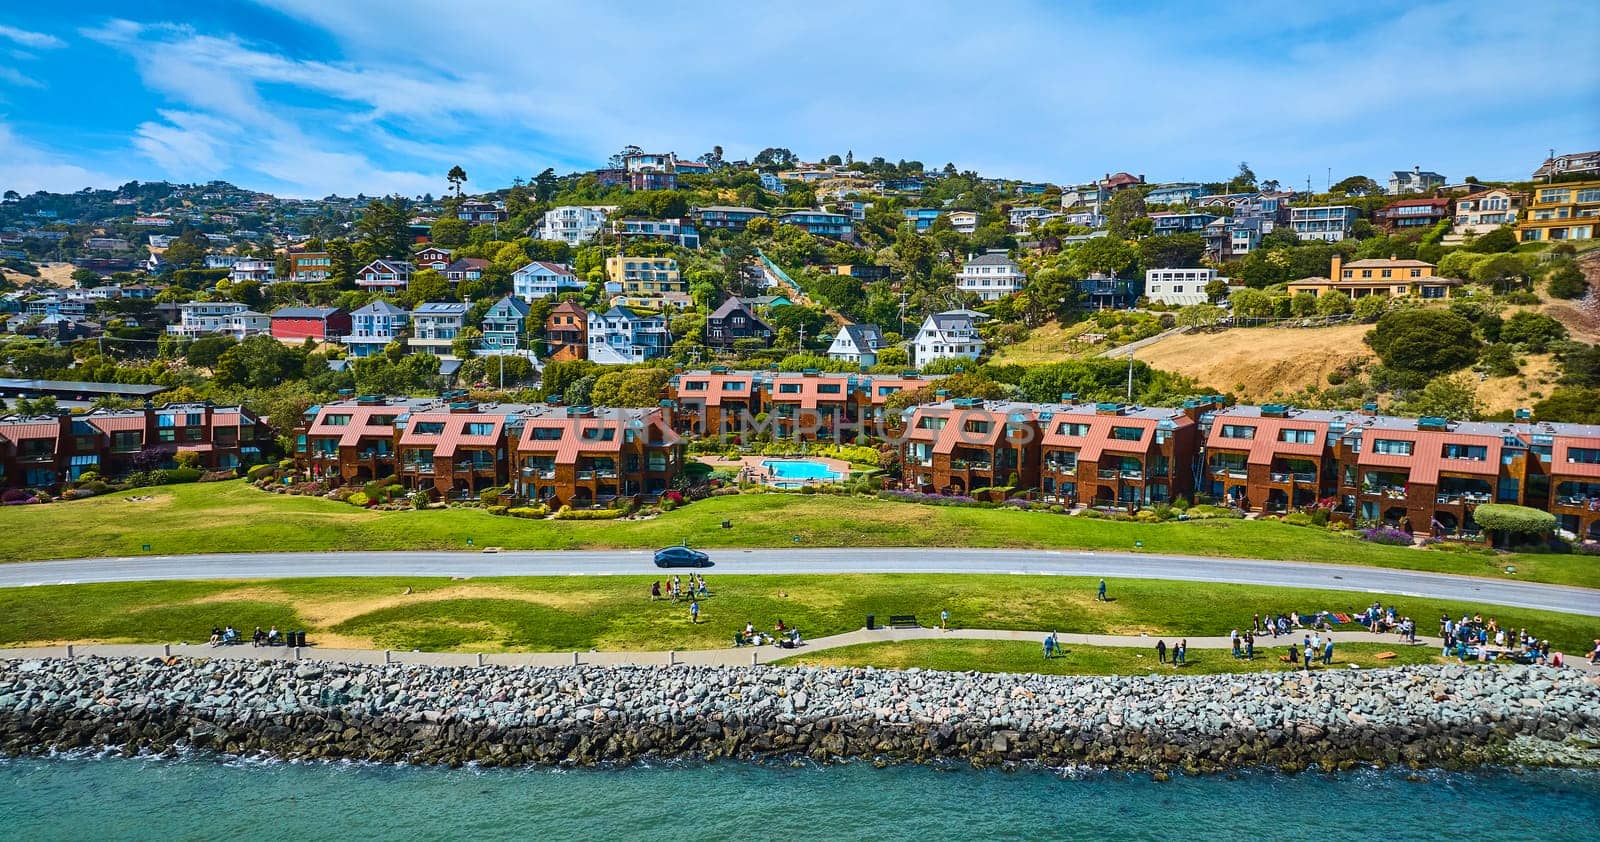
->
[1444, 187, 1523, 245]
[1286, 254, 1460, 300]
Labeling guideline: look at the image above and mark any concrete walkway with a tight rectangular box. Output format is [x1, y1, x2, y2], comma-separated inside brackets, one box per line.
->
[4, 626, 1591, 673]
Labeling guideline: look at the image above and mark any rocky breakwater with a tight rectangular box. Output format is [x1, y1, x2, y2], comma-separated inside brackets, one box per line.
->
[2, 657, 1598, 773]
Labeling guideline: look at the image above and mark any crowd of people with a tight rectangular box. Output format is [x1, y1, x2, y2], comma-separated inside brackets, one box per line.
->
[736, 619, 802, 648]
[1441, 614, 1558, 665]
[650, 574, 708, 603]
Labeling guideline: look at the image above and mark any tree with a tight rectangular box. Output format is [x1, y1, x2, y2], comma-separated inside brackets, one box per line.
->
[185, 334, 237, 369]
[1437, 250, 1487, 280]
[407, 269, 450, 304]
[430, 216, 468, 248]
[213, 335, 304, 389]
[1313, 290, 1352, 316]
[1104, 190, 1147, 239]
[70, 268, 101, 286]
[1466, 226, 1517, 254]
[1545, 261, 1589, 299]
[752, 147, 798, 169]
[1365, 309, 1480, 376]
[873, 347, 910, 369]
[1352, 294, 1388, 323]
[1136, 233, 1204, 270]
[451, 326, 483, 359]
[1226, 161, 1257, 193]
[357, 198, 412, 260]
[1204, 279, 1229, 303]
[446, 165, 467, 197]
[1228, 288, 1275, 318]
[533, 168, 558, 203]
[1534, 386, 1600, 424]
[1471, 503, 1555, 545]
[1175, 303, 1226, 327]
[1406, 373, 1480, 420]
[589, 368, 672, 406]
[1470, 253, 1528, 293]
[161, 230, 208, 270]
[1067, 236, 1137, 277]
[1329, 175, 1382, 197]
[1289, 291, 1318, 317]
[1499, 311, 1567, 352]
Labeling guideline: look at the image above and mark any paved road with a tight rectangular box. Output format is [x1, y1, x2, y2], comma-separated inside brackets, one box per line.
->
[3, 548, 1598, 616]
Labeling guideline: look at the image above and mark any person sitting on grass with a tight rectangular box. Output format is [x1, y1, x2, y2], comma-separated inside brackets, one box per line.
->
[209, 627, 223, 647]
[1589, 639, 1600, 665]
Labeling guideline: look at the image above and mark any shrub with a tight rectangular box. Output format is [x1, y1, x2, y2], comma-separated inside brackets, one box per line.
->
[174, 451, 202, 470]
[200, 470, 237, 483]
[348, 492, 371, 507]
[553, 506, 626, 520]
[1187, 504, 1243, 520]
[74, 470, 101, 485]
[162, 467, 203, 484]
[2, 488, 36, 505]
[1359, 525, 1413, 546]
[661, 499, 677, 512]
[876, 490, 982, 507]
[1473, 503, 1556, 537]
[61, 488, 96, 500]
[710, 486, 742, 496]
[1283, 512, 1314, 526]
[1310, 509, 1330, 527]
[246, 464, 276, 481]
[409, 491, 430, 510]
[508, 505, 549, 519]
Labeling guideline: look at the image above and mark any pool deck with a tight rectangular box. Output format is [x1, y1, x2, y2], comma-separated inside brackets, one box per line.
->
[694, 455, 853, 486]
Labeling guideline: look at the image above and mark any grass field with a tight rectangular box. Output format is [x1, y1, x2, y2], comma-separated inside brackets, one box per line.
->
[775, 639, 1445, 675]
[0, 481, 1592, 588]
[1134, 324, 1376, 403]
[1, 574, 1591, 653]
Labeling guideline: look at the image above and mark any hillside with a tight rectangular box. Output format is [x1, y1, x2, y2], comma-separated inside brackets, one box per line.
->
[1133, 324, 1376, 402]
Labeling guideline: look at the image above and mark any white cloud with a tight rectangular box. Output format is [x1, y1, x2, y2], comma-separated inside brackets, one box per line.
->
[0, 121, 122, 194]
[0, 24, 65, 50]
[0, 66, 42, 88]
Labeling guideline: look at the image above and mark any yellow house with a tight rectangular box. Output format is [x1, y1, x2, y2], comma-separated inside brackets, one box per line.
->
[604, 256, 684, 296]
[1286, 254, 1459, 300]
[1517, 180, 1600, 243]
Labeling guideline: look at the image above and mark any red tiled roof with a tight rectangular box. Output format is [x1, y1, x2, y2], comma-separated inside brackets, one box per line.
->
[1356, 429, 1502, 485]
[398, 411, 504, 459]
[84, 415, 148, 433]
[0, 421, 61, 441]
[929, 408, 1019, 454]
[1203, 415, 1327, 466]
[308, 404, 405, 448]
[674, 373, 759, 407]
[1551, 437, 1600, 479]
[864, 377, 929, 406]
[1042, 414, 1170, 464]
[765, 374, 854, 410]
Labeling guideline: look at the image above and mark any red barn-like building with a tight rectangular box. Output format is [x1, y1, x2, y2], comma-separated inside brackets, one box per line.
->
[270, 306, 351, 341]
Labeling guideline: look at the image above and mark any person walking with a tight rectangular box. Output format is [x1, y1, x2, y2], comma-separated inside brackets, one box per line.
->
[1244, 631, 1254, 661]
[1156, 639, 1168, 664]
[1287, 643, 1300, 668]
[1097, 579, 1107, 602]
[941, 609, 949, 630]
[1304, 642, 1315, 669]
[651, 581, 661, 601]
[1176, 639, 1187, 666]
[1322, 638, 1334, 665]
[1230, 629, 1241, 659]
[689, 600, 700, 624]
[1043, 634, 1055, 659]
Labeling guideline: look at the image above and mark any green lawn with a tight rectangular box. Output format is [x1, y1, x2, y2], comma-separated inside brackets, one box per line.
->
[775, 639, 1445, 675]
[0, 481, 1593, 588]
[1, 574, 1592, 653]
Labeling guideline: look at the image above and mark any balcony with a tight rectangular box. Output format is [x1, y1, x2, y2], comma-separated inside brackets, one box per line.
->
[1211, 466, 1248, 478]
[1044, 461, 1077, 472]
[357, 450, 395, 461]
[1436, 491, 1492, 506]
[1362, 485, 1408, 500]
[521, 465, 557, 479]
[949, 459, 992, 471]
[455, 461, 496, 474]
[1120, 469, 1144, 480]
[576, 470, 595, 480]
[1097, 469, 1119, 480]
[1270, 471, 1316, 483]
[404, 463, 436, 475]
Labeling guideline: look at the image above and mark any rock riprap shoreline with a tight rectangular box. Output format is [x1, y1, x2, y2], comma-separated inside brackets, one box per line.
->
[2, 657, 1597, 772]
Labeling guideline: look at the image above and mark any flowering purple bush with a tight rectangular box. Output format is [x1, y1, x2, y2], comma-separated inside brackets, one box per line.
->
[1574, 541, 1600, 557]
[1359, 525, 1414, 546]
[876, 490, 980, 507]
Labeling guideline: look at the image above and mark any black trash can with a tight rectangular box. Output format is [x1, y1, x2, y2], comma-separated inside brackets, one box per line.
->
[866, 614, 875, 630]
[297, 630, 308, 648]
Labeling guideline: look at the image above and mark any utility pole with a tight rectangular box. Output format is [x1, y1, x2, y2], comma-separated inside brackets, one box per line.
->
[797, 324, 806, 354]
[1126, 347, 1135, 403]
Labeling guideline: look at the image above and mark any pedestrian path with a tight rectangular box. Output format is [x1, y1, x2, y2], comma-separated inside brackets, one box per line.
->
[2, 626, 1591, 673]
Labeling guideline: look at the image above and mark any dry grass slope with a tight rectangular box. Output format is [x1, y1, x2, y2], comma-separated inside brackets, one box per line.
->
[1133, 324, 1375, 402]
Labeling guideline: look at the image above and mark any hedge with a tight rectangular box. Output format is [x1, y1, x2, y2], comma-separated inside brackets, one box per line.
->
[1472, 503, 1557, 536]
[552, 505, 625, 520]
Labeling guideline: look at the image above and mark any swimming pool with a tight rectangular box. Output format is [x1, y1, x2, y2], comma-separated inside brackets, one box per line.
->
[762, 459, 842, 482]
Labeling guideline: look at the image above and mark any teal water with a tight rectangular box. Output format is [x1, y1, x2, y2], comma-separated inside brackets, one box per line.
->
[763, 458, 840, 481]
[2, 756, 1599, 841]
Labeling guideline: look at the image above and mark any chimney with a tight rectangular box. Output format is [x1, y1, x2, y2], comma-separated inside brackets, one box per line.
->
[1330, 253, 1343, 280]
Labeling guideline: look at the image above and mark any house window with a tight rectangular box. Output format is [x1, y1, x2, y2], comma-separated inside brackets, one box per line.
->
[1372, 439, 1414, 456]
[779, 383, 802, 394]
[413, 422, 446, 435]
[529, 428, 563, 440]
[1278, 429, 1316, 444]
[1056, 422, 1090, 436]
[323, 414, 353, 426]
[112, 431, 141, 452]
[1220, 425, 1256, 440]
[581, 428, 617, 441]
[464, 422, 495, 436]
[183, 427, 203, 442]
[723, 381, 745, 390]
[817, 384, 842, 394]
[1565, 447, 1600, 464]
[963, 419, 991, 434]
[1110, 426, 1143, 441]
[916, 416, 947, 430]
[683, 380, 707, 390]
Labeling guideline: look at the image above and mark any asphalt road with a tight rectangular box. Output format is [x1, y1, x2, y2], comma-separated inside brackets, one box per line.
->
[3, 548, 1598, 616]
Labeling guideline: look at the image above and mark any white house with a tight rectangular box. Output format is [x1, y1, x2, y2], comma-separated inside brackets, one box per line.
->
[408, 302, 470, 357]
[355, 259, 413, 294]
[586, 306, 670, 365]
[913, 311, 987, 367]
[1389, 166, 1446, 194]
[343, 300, 409, 358]
[956, 250, 1025, 302]
[946, 210, 980, 234]
[167, 301, 267, 338]
[827, 323, 887, 367]
[512, 261, 584, 301]
[228, 258, 276, 284]
[1008, 206, 1059, 229]
[1446, 188, 1523, 244]
[536, 206, 616, 246]
[1144, 268, 1230, 307]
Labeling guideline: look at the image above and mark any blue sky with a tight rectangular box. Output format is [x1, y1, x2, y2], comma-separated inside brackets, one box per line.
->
[0, 1, 1596, 198]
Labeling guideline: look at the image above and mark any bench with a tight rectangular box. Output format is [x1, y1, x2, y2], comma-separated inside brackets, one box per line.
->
[888, 615, 919, 629]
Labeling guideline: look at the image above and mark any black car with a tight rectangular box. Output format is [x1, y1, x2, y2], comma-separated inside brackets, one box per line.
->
[653, 546, 711, 568]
